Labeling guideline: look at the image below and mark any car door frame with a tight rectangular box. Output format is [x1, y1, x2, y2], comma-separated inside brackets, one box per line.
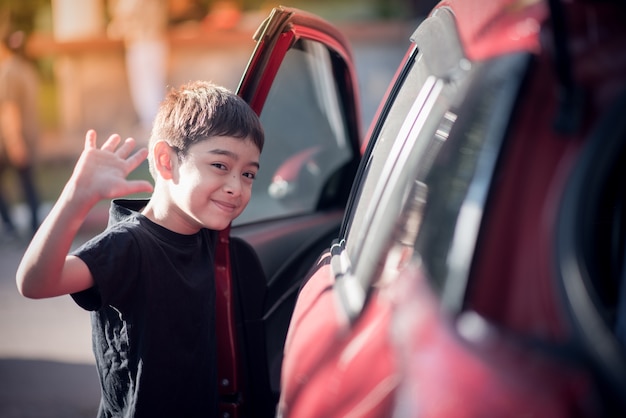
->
[212, 6, 362, 417]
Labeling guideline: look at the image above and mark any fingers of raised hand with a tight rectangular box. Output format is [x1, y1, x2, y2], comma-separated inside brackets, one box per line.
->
[101, 133, 122, 152]
[114, 137, 138, 159]
[125, 179, 154, 196]
[82, 130, 143, 164]
[84, 130, 125, 154]
[124, 146, 149, 173]
[84, 129, 97, 149]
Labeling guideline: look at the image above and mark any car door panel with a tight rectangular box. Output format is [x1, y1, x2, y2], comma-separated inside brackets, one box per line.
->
[214, 6, 361, 416]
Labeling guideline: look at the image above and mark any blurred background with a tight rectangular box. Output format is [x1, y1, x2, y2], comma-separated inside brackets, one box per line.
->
[0, 0, 435, 206]
[0, 0, 434, 416]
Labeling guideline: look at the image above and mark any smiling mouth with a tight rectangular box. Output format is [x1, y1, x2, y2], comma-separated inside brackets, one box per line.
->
[213, 200, 238, 213]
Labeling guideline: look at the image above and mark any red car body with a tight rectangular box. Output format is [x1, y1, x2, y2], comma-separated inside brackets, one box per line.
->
[276, 0, 626, 417]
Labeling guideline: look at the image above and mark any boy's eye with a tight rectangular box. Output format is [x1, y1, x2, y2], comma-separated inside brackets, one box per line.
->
[244, 172, 256, 180]
[212, 163, 227, 170]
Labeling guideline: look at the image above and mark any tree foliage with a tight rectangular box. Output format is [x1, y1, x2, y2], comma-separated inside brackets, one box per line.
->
[0, 0, 49, 34]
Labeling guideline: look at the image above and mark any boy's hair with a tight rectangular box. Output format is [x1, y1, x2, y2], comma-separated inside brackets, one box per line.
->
[148, 80, 264, 178]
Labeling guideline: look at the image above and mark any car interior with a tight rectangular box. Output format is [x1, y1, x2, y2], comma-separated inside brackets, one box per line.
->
[556, 86, 626, 411]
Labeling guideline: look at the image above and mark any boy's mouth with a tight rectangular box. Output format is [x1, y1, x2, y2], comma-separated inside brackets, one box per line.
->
[212, 199, 237, 214]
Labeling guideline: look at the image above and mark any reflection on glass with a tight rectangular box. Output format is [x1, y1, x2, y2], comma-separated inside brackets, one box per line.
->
[236, 39, 352, 225]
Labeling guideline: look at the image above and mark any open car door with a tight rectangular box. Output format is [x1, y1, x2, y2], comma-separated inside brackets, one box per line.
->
[212, 6, 362, 417]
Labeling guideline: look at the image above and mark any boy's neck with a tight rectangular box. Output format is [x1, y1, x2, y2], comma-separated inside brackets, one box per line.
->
[140, 190, 200, 236]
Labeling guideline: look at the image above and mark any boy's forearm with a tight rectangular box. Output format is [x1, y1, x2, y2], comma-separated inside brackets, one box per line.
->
[16, 181, 95, 298]
[16, 129, 153, 299]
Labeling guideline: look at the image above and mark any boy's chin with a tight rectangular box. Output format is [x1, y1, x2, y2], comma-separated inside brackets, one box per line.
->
[201, 207, 243, 230]
[205, 216, 238, 231]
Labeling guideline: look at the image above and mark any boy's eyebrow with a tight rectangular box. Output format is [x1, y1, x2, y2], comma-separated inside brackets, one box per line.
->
[208, 148, 260, 169]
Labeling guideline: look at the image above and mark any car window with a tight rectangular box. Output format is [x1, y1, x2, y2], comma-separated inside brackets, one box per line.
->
[334, 8, 471, 319]
[334, 8, 529, 319]
[343, 46, 427, 251]
[335, 51, 532, 323]
[235, 38, 353, 225]
[415, 54, 531, 308]
[343, 7, 467, 258]
[346, 68, 453, 285]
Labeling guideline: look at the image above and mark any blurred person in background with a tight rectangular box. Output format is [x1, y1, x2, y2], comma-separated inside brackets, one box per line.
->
[108, 0, 169, 138]
[0, 28, 41, 242]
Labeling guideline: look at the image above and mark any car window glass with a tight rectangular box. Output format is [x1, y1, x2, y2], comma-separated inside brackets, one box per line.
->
[344, 47, 429, 254]
[235, 39, 353, 225]
[332, 42, 466, 321]
[350, 77, 463, 294]
[342, 6, 470, 263]
[414, 55, 530, 311]
[340, 54, 528, 321]
[333, 8, 481, 320]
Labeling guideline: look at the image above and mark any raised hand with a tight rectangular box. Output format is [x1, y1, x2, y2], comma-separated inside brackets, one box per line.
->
[69, 130, 154, 206]
[16, 130, 154, 298]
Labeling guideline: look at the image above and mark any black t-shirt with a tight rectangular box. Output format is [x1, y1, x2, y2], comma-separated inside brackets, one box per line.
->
[71, 199, 218, 417]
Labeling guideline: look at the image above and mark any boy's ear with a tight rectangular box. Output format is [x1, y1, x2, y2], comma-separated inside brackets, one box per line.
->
[153, 140, 177, 180]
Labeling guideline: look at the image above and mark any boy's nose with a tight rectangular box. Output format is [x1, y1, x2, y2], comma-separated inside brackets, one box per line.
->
[224, 175, 242, 195]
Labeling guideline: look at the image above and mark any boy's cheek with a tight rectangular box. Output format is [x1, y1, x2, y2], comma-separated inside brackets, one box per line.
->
[243, 187, 254, 204]
[240, 196, 252, 211]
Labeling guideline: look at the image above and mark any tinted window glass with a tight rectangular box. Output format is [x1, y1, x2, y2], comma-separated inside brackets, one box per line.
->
[350, 73, 463, 292]
[414, 55, 529, 310]
[334, 9, 529, 319]
[344, 46, 429, 257]
[343, 9, 472, 272]
[331, 23, 470, 318]
[235, 39, 352, 225]
[338, 54, 528, 320]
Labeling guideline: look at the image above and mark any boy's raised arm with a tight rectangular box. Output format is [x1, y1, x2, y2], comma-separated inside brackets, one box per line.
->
[16, 130, 154, 299]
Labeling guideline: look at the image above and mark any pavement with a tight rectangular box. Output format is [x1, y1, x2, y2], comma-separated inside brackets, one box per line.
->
[0, 203, 108, 418]
[0, 204, 108, 418]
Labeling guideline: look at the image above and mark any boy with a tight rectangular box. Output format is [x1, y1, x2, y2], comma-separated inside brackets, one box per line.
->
[16, 81, 264, 416]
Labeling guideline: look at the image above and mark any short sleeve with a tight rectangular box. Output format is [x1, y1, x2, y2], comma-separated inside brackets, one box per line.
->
[70, 223, 142, 312]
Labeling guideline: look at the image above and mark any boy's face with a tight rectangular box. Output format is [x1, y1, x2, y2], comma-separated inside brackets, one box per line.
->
[168, 135, 260, 232]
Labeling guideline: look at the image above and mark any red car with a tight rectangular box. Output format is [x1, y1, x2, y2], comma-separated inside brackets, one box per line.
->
[214, 0, 626, 416]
